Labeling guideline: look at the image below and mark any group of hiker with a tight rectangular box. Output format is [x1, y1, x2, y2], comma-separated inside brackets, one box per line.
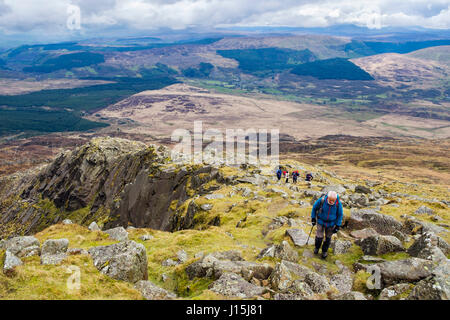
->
[274, 166, 343, 260]
[276, 167, 313, 184]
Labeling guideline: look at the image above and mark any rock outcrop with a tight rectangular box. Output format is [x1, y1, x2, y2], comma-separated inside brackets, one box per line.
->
[88, 240, 148, 283]
[0, 137, 225, 237]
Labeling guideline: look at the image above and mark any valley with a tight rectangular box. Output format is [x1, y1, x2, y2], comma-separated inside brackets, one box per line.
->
[0, 28, 449, 301]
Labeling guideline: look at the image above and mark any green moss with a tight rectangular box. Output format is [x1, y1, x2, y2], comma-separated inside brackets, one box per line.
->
[380, 251, 410, 261]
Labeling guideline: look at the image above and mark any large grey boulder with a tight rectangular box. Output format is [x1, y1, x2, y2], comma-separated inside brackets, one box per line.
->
[348, 209, 403, 235]
[376, 258, 434, 287]
[408, 276, 449, 300]
[359, 235, 405, 255]
[185, 252, 272, 281]
[208, 272, 265, 299]
[285, 229, 314, 246]
[407, 260, 450, 300]
[284, 280, 315, 299]
[134, 280, 177, 300]
[4, 236, 40, 258]
[88, 240, 148, 283]
[40, 239, 69, 265]
[257, 241, 298, 263]
[408, 232, 450, 257]
[330, 265, 354, 294]
[350, 228, 379, 240]
[104, 227, 129, 242]
[304, 272, 330, 294]
[3, 250, 22, 274]
[331, 240, 353, 255]
[269, 260, 311, 291]
[41, 239, 69, 256]
[379, 283, 413, 300]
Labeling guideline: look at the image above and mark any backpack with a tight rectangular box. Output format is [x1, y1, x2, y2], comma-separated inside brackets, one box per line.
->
[315, 194, 327, 216]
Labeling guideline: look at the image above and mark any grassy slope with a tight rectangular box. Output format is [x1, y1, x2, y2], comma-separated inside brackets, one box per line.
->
[1, 158, 448, 300]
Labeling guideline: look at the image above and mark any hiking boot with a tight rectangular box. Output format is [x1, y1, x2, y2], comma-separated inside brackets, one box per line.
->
[314, 237, 323, 255]
[321, 237, 332, 259]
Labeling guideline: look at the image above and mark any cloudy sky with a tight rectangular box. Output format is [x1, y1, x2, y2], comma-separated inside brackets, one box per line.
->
[0, 0, 449, 40]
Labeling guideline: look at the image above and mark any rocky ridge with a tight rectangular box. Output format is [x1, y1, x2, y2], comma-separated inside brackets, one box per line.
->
[0, 137, 449, 300]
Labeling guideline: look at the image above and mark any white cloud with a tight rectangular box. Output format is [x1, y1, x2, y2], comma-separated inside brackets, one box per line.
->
[0, 0, 449, 36]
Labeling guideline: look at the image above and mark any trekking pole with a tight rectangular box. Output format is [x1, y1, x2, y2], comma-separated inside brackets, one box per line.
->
[305, 224, 314, 246]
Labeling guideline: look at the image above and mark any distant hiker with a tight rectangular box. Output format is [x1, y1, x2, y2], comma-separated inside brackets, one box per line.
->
[276, 167, 282, 181]
[311, 191, 343, 259]
[292, 170, 299, 183]
[285, 171, 289, 183]
[306, 172, 313, 182]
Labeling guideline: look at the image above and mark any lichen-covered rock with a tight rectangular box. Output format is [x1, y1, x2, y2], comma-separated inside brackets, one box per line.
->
[40, 239, 69, 265]
[359, 235, 404, 255]
[88, 222, 101, 231]
[330, 268, 354, 294]
[376, 258, 434, 287]
[41, 254, 67, 265]
[331, 240, 352, 255]
[408, 232, 450, 258]
[41, 239, 69, 256]
[350, 228, 379, 240]
[379, 283, 413, 300]
[4, 236, 40, 258]
[88, 240, 148, 283]
[185, 250, 271, 282]
[348, 209, 403, 235]
[104, 227, 129, 242]
[3, 250, 22, 274]
[285, 228, 314, 246]
[257, 241, 298, 262]
[408, 260, 450, 300]
[62, 219, 73, 225]
[304, 272, 330, 294]
[269, 260, 317, 292]
[208, 272, 265, 299]
[134, 280, 177, 300]
[286, 280, 315, 299]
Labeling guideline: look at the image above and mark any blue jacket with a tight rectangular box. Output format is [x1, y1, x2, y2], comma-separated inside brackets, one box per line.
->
[276, 169, 282, 178]
[311, 195, 343, 228]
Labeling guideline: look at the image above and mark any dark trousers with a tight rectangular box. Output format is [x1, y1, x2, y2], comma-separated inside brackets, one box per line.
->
[315, 224, 333, 253]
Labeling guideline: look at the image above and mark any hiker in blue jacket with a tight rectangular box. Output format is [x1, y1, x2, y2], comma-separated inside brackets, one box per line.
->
[276, 167, 282, 181]
[311, 191, 343, 259]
